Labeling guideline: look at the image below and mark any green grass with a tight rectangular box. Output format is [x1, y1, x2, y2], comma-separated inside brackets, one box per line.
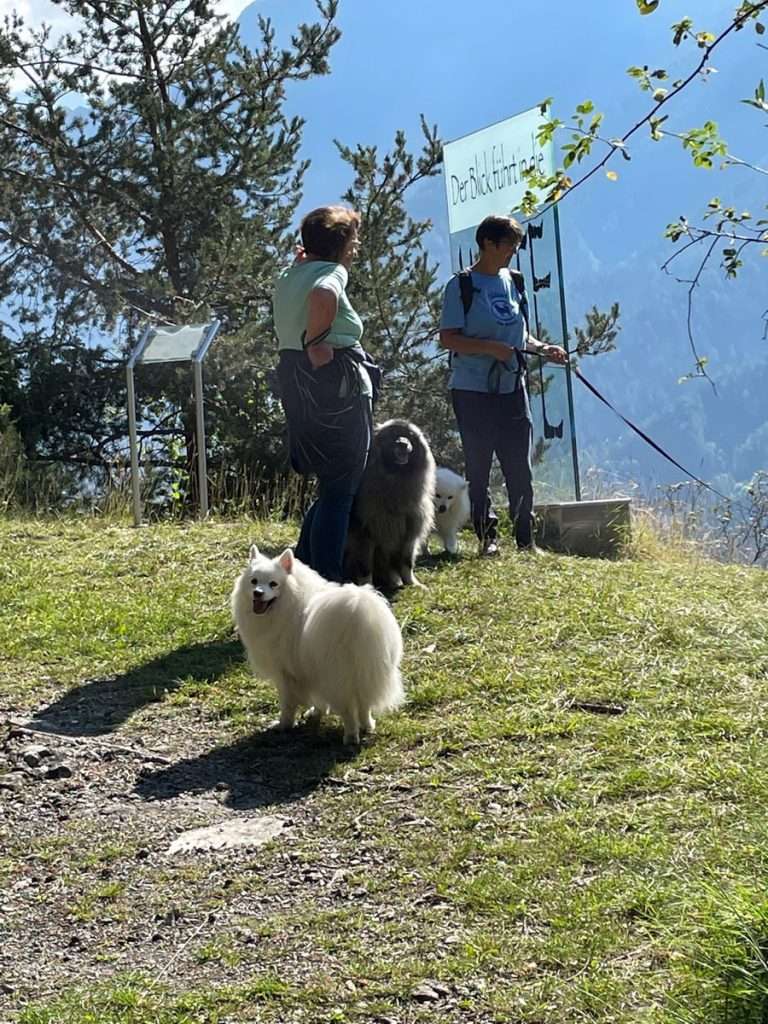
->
[3, 515, 768, 1023]
[17, 973, 294, 1024]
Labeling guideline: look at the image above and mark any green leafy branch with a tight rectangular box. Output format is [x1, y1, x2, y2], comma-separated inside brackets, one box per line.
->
[659, 206, 767, 386]
[742, 76, 768, 112]
[516, 0, 768, 218]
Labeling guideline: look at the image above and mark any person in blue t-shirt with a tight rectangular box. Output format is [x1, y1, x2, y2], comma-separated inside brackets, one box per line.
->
[439, 214, 567, 556]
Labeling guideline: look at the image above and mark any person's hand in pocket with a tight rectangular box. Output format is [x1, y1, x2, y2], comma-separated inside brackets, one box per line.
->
[308, 342, 334, 369]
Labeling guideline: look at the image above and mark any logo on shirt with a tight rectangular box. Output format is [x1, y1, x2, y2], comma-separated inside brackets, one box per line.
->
[489, 295, 517, 325]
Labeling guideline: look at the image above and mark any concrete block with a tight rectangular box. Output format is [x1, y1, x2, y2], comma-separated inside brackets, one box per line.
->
[534, 498, 632, 557]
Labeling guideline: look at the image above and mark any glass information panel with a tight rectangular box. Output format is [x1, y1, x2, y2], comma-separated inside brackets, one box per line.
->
[139, 324, 211, 364]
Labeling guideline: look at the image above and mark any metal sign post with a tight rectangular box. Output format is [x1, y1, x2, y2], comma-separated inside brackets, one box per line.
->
[126, 320, 221, 526]
[554, 203, 581, 500]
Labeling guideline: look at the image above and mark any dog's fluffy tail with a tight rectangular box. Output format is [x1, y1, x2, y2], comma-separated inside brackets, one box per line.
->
[338, 585, 404, 713]
[302, 584, 404, 714]
[351, 587, 405, 712]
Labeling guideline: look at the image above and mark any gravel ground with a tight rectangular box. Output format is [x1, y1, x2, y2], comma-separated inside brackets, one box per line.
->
[1, 688, 479, 1023]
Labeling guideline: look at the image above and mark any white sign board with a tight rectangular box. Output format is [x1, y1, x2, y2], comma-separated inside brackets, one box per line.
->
[126, 319, 220, 526]
[443, 105, 554, 238]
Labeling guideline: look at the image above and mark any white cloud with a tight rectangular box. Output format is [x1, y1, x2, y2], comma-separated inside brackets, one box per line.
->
[1, 0, 251, 90]
[0, 0, 71, 30]
[0, 0, 248, 26]
[213, 0, 251, 22]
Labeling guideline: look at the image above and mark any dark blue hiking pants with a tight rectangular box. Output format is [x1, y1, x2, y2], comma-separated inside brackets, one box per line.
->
[451, 387, 534, 549]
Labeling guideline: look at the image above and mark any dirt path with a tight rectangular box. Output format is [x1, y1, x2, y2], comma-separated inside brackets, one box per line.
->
[1, 686, 359, 1011]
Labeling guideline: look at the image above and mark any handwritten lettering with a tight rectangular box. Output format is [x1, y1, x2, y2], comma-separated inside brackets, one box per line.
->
[448, 134, 547, 207]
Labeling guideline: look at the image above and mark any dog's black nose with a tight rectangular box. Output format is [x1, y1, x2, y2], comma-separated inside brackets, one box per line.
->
[438, 504, 447, 513]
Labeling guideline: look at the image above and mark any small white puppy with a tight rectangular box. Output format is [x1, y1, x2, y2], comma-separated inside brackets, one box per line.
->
[231, 546, 404, 744]
[433, 466, 471, 554]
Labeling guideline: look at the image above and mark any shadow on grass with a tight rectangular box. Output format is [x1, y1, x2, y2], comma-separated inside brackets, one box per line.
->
[134, 723, 355, 810]
[28, 639, 242, 736]
[419, 548, 462, 571]
[717, 939, 768, 1024]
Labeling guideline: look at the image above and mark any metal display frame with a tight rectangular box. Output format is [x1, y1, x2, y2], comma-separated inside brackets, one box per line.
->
[126, 320, 221, 526]
[553, 204, 581, 500]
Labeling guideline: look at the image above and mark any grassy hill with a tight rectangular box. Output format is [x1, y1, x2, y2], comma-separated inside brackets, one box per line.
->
[1, 517, 767, 1024]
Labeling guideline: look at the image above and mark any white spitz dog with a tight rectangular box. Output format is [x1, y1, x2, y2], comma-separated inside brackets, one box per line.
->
[433, 466, 471, 554]
[231, 546, 404, 744]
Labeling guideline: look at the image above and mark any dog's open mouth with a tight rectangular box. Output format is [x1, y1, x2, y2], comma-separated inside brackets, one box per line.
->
[252, 594, 273, 615]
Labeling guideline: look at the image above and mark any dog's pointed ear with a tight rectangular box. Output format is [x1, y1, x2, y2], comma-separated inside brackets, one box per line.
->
[249, 543, 260, 560]
[278, 548, 295, 573]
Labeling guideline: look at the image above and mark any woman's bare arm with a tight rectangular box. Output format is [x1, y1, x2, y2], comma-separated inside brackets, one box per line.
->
[305, 286, 338, 368]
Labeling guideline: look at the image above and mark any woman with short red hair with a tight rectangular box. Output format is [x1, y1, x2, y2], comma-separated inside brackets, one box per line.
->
[273, 206, 376, 582]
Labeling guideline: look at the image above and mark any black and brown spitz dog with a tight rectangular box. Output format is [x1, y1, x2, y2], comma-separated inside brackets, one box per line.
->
[344, 419, 436, 590]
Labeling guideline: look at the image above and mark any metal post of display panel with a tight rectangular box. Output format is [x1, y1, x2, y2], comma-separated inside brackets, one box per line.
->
[193, 360, 207, 519]
[126, 325, 154, 528]
[191, 319, 221, 521]
[554, 204, 581, 501]
[126, 365, 141, 527]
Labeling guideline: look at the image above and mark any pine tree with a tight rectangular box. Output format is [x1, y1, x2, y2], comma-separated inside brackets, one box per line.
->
[336, 119, 464, 468]
[0, 0, 340, 500]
